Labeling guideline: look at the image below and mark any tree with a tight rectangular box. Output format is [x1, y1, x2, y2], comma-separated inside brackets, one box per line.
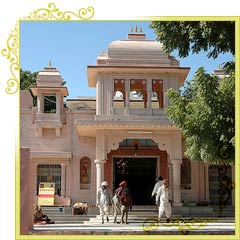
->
[150, 21, 235, 163]
[20, 69, 38, 106]
[167, 67, 234, 163]
[150, 21, 235, 59]
[20, 68, 38, 90]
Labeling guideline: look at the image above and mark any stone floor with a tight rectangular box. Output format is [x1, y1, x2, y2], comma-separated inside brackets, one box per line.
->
[30, 206, 235, 235]
[31, 216, 235, 235]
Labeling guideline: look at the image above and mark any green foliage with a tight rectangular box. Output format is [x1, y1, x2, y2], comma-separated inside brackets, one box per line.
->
[166, 67, 234, 163]
[20, 69, 38, 106]
[20, 68, 38, 90]
[150, 21, 235, 59]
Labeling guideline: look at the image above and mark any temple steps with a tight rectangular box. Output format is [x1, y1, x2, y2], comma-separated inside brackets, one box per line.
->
[39, 205, 234, 225]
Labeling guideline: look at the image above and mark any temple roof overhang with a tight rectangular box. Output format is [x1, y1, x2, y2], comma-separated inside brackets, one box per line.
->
[75, 119, 180, 137]
[30, 86, 69, 96]
[87, 66, 190, 88]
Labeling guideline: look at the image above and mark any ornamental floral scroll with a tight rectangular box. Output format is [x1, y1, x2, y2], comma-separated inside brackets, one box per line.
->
[1, 2, 94, 95]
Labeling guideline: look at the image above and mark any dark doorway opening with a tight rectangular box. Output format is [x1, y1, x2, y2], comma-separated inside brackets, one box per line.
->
[113, 157, 157, 205]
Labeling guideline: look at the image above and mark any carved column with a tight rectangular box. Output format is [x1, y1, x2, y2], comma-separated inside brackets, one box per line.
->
[96, 79, 103, 115]
[37, 93, 44, 113]
[95, 131, 107, 202]
[94, 159, 106, 202]
[168, 163, 173, 201]
[56, 92, 61, 115]
[125, 78, 130, 115]
[171, 159, 182, 206]
[147, 78, 152, 110]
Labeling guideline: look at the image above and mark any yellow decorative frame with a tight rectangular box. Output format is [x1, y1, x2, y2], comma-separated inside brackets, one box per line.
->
[1, 4, 239, 240]
[1, 2, 94, 94]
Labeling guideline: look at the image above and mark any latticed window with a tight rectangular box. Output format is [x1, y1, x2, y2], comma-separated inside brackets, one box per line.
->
[37, 164, 61, 195]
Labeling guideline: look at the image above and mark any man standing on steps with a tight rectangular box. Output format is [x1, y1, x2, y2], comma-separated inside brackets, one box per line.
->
[152, 176, 163, 198]
[119, 181, 132, 224]
[97, 181, 112, 224]
[156, 179, 171, 223]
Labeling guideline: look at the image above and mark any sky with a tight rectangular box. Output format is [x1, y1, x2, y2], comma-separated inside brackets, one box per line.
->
[20, 21, 234, 99]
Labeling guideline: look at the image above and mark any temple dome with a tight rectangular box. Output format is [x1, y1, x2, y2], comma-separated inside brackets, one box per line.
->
[36, 63, 64, 87]
[108, 40, 165, 60]
[97, 32, 179, 67]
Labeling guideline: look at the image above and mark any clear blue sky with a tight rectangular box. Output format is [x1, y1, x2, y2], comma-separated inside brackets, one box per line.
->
[20, 21, 234, 99]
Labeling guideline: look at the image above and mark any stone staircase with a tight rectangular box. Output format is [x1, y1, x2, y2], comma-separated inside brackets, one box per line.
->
[41, 206, 94, 224]
[41, 205, 234, 225]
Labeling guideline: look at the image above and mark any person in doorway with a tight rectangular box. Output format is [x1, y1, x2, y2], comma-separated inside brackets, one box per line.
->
[97, 181, 112, 224]
[156, 179, 171, 223]
[33, 204, 55, 224]
[119, 181, 132, 224]
[151, 176, 163, 198]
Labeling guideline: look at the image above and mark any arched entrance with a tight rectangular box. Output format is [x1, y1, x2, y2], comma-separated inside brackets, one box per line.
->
[105, 139, 168, 205]
[113, 157, 157, 205]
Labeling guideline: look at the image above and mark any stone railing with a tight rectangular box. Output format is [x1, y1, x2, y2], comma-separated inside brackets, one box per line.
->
[113, 108, 166, 117]
[33, 112, 67, 124]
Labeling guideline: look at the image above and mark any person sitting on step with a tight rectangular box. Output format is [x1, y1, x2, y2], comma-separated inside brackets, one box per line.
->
[33, 204, 55, 224]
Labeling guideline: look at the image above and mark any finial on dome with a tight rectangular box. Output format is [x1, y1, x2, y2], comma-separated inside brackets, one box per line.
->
[140, 27, 143, 33]
[135, 26, 138, 33]
[48, 60, 52, 67]
[218, 64, 221, 69]
[130, 27, 133, 33]
[101, 49, 105, 55]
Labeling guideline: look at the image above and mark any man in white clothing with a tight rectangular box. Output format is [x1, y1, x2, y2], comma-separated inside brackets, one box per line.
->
[151, 176, 163, 197]
[97, 181, 112, 224]
[156, 179, 171, 223]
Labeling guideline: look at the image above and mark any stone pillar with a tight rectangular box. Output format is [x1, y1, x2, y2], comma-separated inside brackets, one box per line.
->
[109, 90, 114, 115]
[96, 79, 103, 115]
[94, 159, 106, 202]
[171, 159, 182, 206]
[125, 78, 130, 115]
[168, 163, 173, 201]
[56, 92, 61, 115]
[61, 163, 66, 196]
[20, 148, 34, 234]
[147, 78, 152, 110]
[37, 93, 44, 113]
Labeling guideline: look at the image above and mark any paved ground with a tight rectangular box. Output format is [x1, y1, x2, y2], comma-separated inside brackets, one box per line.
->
[32, 217, 235, 235]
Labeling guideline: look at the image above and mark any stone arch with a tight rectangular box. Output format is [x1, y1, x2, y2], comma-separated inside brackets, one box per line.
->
[107, 133, 173, 156]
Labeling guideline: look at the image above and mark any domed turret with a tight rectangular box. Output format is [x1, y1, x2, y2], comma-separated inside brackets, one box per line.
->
[97, 28, 179, 67]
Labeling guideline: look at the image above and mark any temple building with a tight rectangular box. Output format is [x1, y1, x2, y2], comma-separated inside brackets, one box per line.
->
[20, 29, 234, 207]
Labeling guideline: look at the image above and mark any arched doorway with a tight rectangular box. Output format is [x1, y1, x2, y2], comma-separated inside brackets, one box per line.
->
[113, 157, 157, 205]
[106, 139, 168, 205]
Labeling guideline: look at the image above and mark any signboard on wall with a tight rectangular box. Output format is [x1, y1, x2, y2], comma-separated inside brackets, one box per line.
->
[38, 182, 55, 205]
